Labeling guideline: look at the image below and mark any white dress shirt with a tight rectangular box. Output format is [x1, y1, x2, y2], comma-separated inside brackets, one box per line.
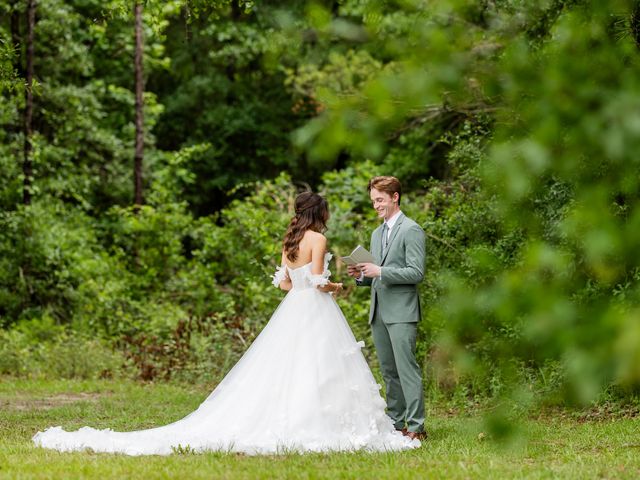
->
[382, 210, 402, 246]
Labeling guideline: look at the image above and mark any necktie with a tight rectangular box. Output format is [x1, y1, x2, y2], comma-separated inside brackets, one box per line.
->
[381, 222, 389, 256]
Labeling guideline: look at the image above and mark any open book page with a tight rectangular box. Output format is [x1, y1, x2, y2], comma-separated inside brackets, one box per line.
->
[340, 245, 376, 265]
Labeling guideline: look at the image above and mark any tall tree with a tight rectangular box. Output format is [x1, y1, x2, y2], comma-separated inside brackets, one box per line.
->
[133, 0, 144, 207]
[22, 0, 35, 205]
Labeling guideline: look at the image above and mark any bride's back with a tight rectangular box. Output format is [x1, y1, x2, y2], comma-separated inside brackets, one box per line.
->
[284, 230, 332, 291]
[284, 230, 323, 270]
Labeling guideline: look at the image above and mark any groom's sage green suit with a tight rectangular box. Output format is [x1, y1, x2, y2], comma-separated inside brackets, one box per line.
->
[357, 212, 426, 433]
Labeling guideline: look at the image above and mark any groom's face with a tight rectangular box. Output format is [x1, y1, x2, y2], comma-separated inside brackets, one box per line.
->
[370, 188, 399, 221]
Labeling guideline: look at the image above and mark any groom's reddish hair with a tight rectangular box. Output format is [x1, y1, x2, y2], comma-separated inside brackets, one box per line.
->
[368, 176, 402, 205]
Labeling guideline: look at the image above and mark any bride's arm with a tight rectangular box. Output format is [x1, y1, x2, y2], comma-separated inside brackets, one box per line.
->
[310, 235, 327, 276]
[317, 281, 343, 294]
[311, 236, 343, 294]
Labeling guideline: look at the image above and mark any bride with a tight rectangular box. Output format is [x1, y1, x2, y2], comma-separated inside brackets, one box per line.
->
[33, 192, 420, 455]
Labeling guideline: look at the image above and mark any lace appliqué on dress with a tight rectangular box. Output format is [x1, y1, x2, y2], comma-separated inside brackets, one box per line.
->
[271, 265, 288, 288]
[343, 340, 365, 356]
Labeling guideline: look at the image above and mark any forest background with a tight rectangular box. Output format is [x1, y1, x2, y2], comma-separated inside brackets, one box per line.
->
[2, 0, 640, 436]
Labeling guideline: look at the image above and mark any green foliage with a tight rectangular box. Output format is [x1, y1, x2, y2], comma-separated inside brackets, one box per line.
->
[0, 317, 125, 379]
[149, 3, 304, 214]
[0, 201, 119, 327]
[468, 0, 640, 403]
[293, 0, 640, 411]
[0, 0, 170, 212]
[0, 27, 18, 95]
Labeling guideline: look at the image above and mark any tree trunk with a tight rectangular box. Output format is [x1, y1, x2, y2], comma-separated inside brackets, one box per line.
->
[133, 0, 144, 208]
[23, 0, 35, 206]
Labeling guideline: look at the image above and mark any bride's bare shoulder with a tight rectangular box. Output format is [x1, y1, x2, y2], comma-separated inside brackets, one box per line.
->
[304, 230, 327, 244]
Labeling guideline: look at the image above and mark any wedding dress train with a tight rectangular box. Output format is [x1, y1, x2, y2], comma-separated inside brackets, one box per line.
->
[33, 254, 419, 455]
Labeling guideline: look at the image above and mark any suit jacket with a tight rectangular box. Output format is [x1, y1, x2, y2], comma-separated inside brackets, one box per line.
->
[358, 212, 426, 324]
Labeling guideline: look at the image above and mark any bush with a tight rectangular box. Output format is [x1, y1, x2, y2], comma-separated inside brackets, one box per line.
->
[0, 317, 126, 380]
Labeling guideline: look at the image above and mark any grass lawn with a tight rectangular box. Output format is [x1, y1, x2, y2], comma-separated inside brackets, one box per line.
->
[1, 378, 639, 479]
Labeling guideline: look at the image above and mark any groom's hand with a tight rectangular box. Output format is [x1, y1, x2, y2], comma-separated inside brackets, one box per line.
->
[347, 265, 362, 278]
[357, 263, 381, 278]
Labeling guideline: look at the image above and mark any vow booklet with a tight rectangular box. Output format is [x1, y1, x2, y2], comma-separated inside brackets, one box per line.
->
[340, 245, 376, 265]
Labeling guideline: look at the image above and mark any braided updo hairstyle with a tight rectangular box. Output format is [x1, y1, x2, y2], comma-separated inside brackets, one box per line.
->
[283, 192, 329, 262]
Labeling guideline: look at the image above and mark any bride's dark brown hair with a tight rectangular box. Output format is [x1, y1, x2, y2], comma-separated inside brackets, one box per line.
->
[283, 192, 329, 262]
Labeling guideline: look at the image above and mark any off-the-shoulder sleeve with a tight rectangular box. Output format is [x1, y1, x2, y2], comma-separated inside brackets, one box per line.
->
[307, 272, 330, 287]
[305, 252, 333, 287]
[271, 265, 288, 287]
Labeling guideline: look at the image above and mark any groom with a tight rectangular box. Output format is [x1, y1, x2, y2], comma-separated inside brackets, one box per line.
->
[347, 176, 426, 440]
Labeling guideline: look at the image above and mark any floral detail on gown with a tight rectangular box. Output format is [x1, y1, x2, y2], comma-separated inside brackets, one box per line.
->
[33, 253, 420, 455]
[271, 265, 288, 288]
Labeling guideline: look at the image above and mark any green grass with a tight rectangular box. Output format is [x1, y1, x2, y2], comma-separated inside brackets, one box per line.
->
[1, 378, 639, 479]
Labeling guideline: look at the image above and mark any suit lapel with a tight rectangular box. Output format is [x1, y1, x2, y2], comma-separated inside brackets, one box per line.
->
[380, 213, 405, 265]
[373, 225, 383, 264]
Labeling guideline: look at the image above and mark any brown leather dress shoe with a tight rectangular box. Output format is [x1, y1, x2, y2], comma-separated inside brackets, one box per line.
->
[405, 431, 427, 441]
[396, 427, 408, 435]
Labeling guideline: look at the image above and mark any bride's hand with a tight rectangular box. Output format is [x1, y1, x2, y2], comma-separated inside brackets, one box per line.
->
[320, 282, 342, 294]
[332, 282, 343, 295]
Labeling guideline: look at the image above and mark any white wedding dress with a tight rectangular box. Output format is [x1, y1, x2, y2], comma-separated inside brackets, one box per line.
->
[33, 254, 419, 455]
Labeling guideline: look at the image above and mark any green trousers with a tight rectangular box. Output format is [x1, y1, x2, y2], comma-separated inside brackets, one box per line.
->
[371, 308, 425, 433]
